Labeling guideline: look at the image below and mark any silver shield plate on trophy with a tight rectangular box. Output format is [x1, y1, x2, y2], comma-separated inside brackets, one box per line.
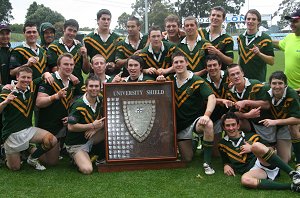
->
[123, 100, 156, 142]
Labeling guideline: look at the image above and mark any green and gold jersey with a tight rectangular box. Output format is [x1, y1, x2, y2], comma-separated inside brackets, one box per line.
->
[176, 35, 211, 74]
[264, 84, 300, 119]
[0, 44, 12, 84]
[66, 94, 103, 145]
[204, 70, 229, 121]
[237, 31, 274, 82]
[10, 42, 47, 80]
[198, 28, 234, 69]
[84, 30, 121, 73]
[0, 77, 42, 140]
[47, 38, 84, 95]
[167, 71, 213, 131]
[219, 132, 261, 174]
[37, 72, 74, 135]
[123, 73, 154, 82]
[139, 41, 176, 70]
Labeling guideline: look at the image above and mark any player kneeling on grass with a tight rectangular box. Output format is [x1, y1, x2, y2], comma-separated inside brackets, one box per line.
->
[66, 74, 105, 174]
[0, 66, 57, 171]
[218, 112, 300, 192]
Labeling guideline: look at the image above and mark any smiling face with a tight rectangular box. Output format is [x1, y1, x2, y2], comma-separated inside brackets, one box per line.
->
[16, 71, 32, 90]
[223, 118, 241, 139]
[0, 29, 10, 47]
[206, 59, 221, 78]
[43, 28, 55, 45]
[127, 59, 142, 80]
[210, 9, 224, 28]
[289, 18, 300, 35]
[184, 19, 197, 37]
[86, 80, 101, 98]
[270, 78, 286, 99]
[165, 21, 179, 37]
[24, 26, 38, 45]
[63, 26, 77, 42]
[245, 13, 259, 33]
[173, 55, 188, 74]
[58, 56, 75, 78]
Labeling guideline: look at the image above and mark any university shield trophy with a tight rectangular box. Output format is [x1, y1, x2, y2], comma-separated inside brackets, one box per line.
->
[98, 81, 186, 172]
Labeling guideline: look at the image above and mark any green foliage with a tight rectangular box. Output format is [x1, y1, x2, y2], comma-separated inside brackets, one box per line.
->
[273, 0, 300, 29]
[132, 0, 176, 31]
[176, 0, 245, 19]
[10, 33, 24, 42]
[116, 12, 131, 33]
[10, 23, 23, 34]
[0, 0, 13, 23]
[25, 1, 39, 19]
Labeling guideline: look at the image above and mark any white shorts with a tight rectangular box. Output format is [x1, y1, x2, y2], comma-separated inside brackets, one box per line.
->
[66, 139, 93, 158]
[252, 123, 291, 143]
[177, 117, 201, 140]
[250, 159, 279, 180]
[4, 127, 38, 154]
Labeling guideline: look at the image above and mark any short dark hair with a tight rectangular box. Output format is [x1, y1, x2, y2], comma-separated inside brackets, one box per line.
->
[85, 73, 101, 86]
[126, 55, 145, 70]
[57, 53, 74, 66]
[128, 16, 141, 27]
[205, 54, 222, 67]
[97, 9, 111, 20]
[184, 16, 198, 27]
[17, 66, 33, 76]
[227, 63, 243, 74]
[164, 14, 180, 27]
[64, 19, 79, 30]
[221, 112, 239, 128]
[171, 51, 188, 63]
[245, 9, 261, 25]
[269, 71, 287, 85]
[23, 21, 37, 33]
[211, 6, 226, 19]
[148, 25, 161, 36]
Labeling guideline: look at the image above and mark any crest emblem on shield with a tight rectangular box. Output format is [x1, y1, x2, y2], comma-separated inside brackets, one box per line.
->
[123, 100, 156, 142]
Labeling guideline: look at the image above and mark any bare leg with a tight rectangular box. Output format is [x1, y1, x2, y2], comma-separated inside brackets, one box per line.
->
[177, 140, 193, 162]
[73, 150, 93, 174]
[6, 153, 21, 171]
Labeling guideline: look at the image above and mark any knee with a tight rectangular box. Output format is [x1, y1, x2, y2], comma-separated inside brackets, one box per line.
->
[7, 163, 21, 171]
[43, 133, 57, 149]
[250, 142, 265, 154]
[79, 165, 93, 175]
[241, 174, 257, 188]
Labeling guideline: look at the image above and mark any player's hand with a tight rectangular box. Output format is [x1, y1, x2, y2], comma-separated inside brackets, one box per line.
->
[250, 44, 260, 55]
[92, 117, 105, 130]
[69, 74, 80, 85]
[4, 92, 17, 104]
[133, 50, 142, 55]
[106, 62, 115, 73]
[57, 87, 68, 99]
[198, 115, 210, 126]
[246, 107, 261, 118]
[112, 74, 122, 83]
[61, 117, 68, 126]
[259, 119, 277, 127]
[239, 140, 252, 155]
[222, 99, 234, 108]
[224, 164, 235, 176]
[85, 128, 96, 139]
[146, 67, 157, 75]
[235, 100, 248, 111]
[2, 84, 13, 91]
[79, 46, 88, 57]
[157, 68, 165, 76]
[27, 56, 39, 66]
[206, 45, 219, 55]
[43, 72, 54, 85]
[156, 75, 166, 82]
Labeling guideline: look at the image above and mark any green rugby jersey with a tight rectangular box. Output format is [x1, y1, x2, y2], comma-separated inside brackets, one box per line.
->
[0, 77, 42, 140]
[198, 27, 234, 69]
[10, 42, 47, 80]
[167, 71, 213, 131]
[139, 41, 176, 70]
[237, 31, 274, 82]
[204, 70, 229, 121]
[218, 132, 261, 174]
[176, 35, 210, 74]
[47, 38, 84, 95]
[66, 95, 103, 145]
[265, 85, 300, 119]
[0, 44, 12, 84]
[37, 72, 74, 135]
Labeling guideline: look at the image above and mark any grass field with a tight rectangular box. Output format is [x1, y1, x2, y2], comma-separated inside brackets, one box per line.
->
[0, 51, 294, 198]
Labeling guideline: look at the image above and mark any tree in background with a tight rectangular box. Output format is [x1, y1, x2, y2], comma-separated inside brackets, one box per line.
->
[0, 0, 14, 23]
[176, 0, 245, 19]
[25, 1, 65, 38]
[273, 0, 300, 29]
[115, 12, 131, 34]
[131, 0, 176, 32]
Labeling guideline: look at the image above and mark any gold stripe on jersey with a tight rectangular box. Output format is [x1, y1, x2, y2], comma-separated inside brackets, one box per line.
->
[139, 54, 170, 69]
[175, 80, 204, 108]
[84, 38, 115, 60]
[198, 29, 205, 39]
[117, 46, 133, 58]
[76, 107, 100, 123]
[14, 48, 46, 74]
[219, 144, 248, 163]
[237, 38, 256, 64]
[270, 98, 293, 119]
[177, 48, 203, 71]
[215, 37, 234, 49]
[51, 82, 73, 110]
